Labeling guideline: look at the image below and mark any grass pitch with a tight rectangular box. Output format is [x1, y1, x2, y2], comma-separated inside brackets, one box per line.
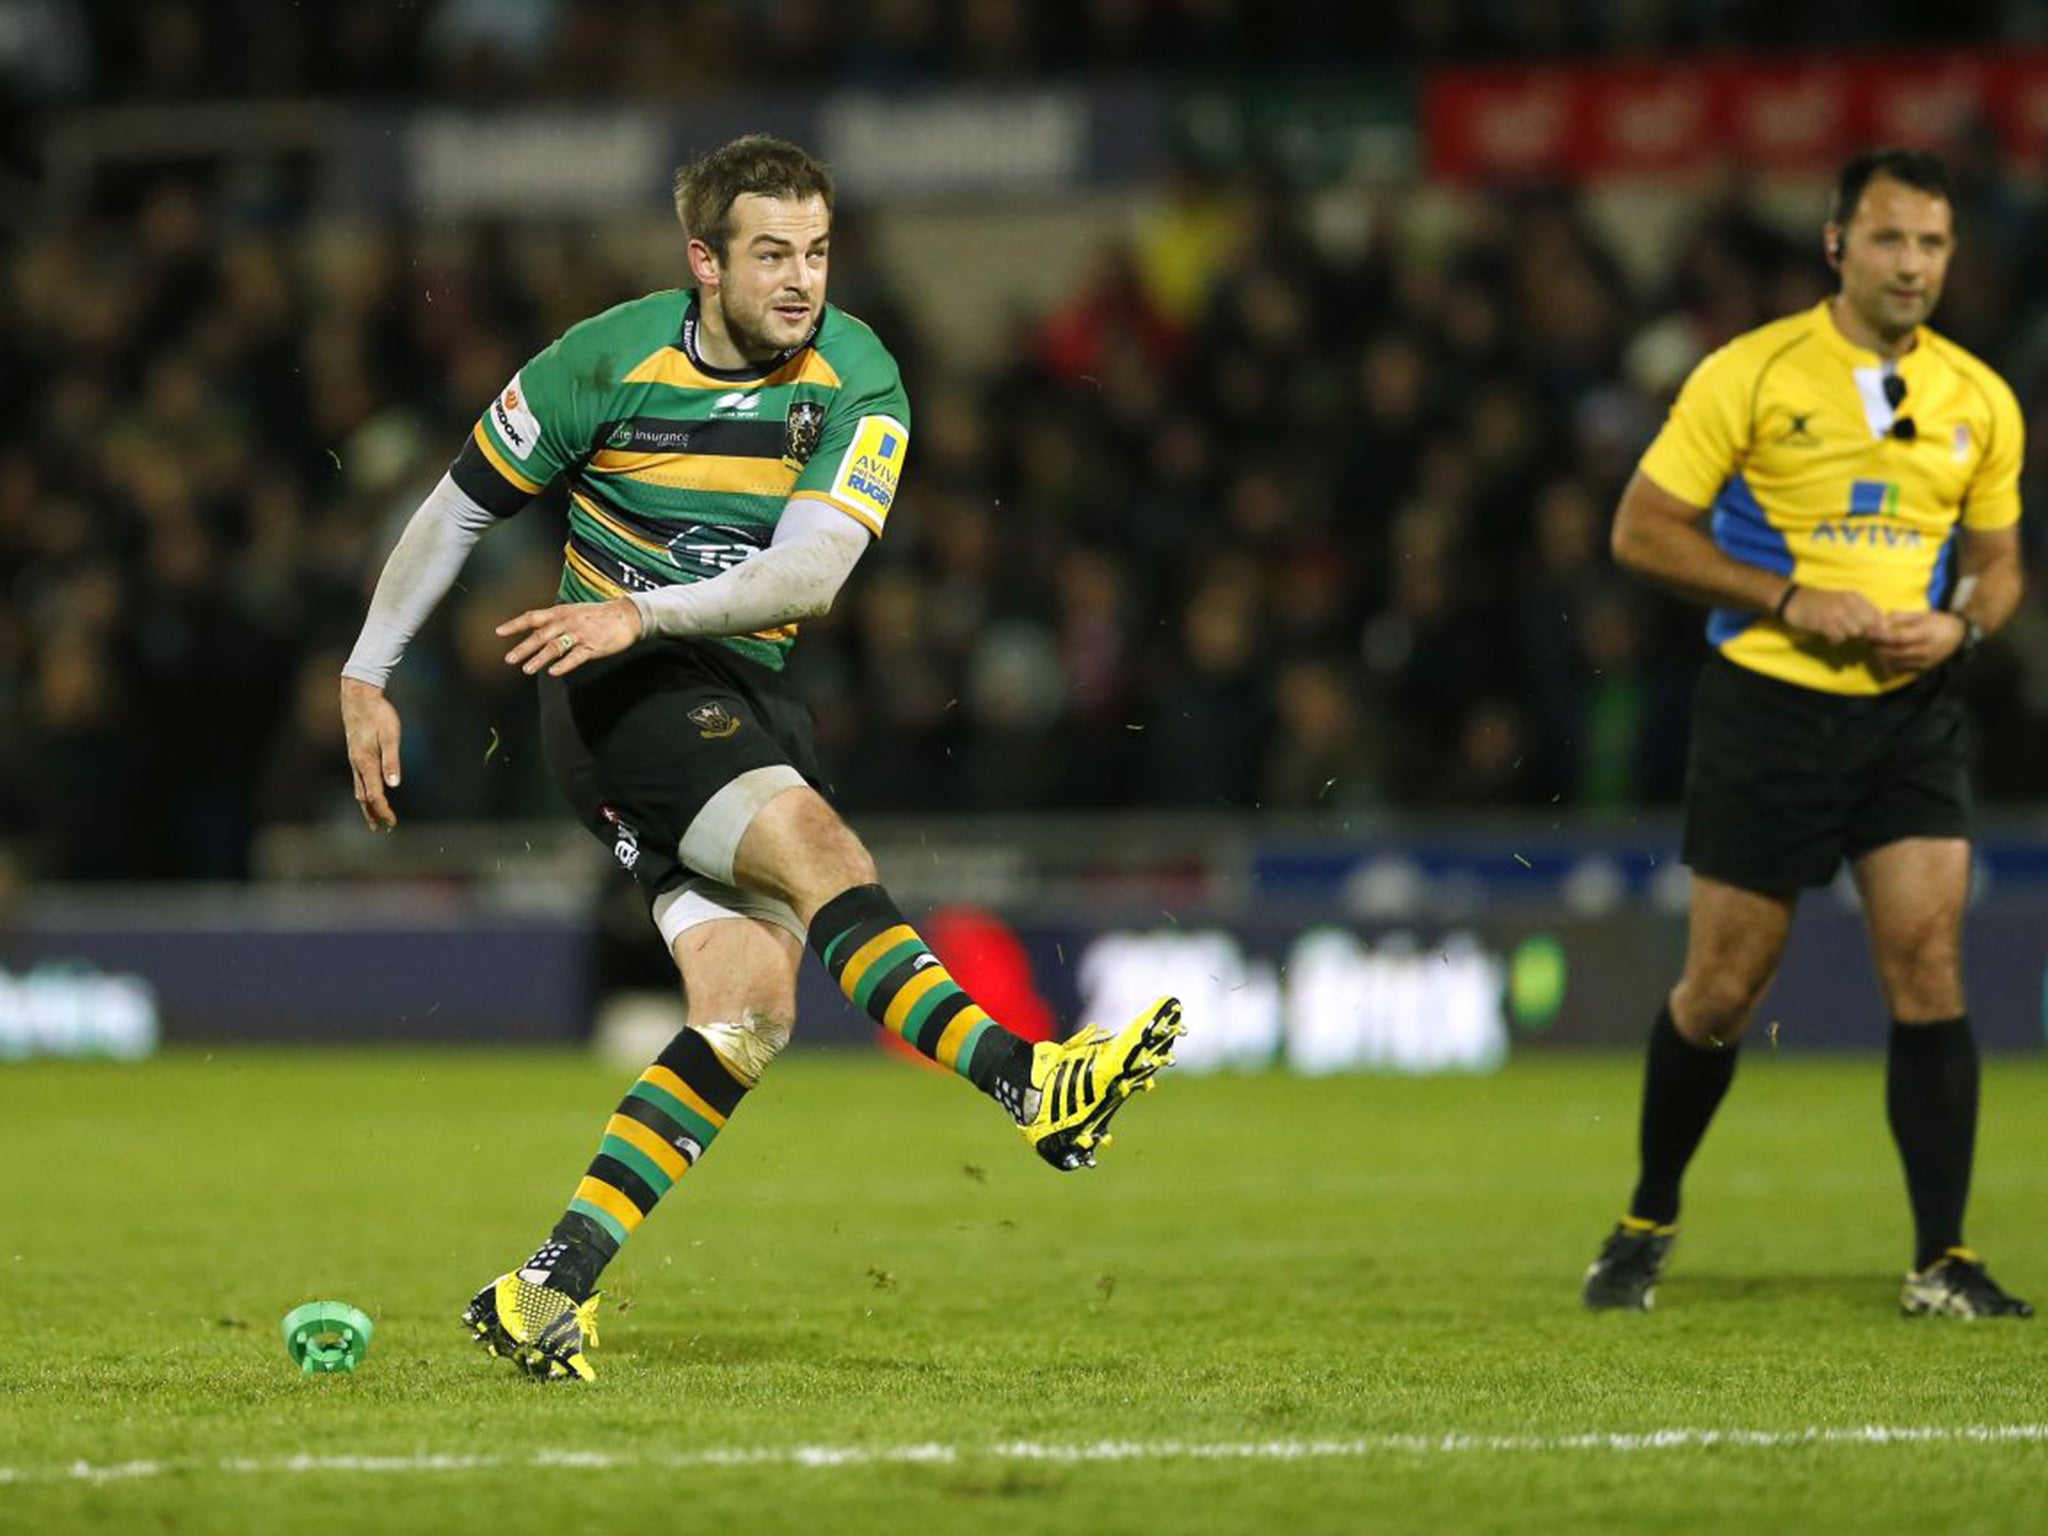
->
[3, 1045, 2046, 1534]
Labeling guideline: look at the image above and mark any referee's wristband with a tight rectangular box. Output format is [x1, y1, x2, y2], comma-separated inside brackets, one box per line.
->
[1773, 582, 1800, 621]
[1955, 613, 1985, 662]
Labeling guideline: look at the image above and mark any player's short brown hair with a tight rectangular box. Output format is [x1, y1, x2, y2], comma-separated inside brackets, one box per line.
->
[672, 135, 834, 261]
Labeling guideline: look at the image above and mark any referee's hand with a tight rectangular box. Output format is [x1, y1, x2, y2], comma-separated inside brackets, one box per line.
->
[1780, 586, 1881, 645]
[1869, 609, 1967, 676]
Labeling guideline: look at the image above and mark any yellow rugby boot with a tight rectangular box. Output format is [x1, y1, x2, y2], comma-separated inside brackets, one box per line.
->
[461, 1271, 602, 1382]
[1020, 996, 1183, 1171]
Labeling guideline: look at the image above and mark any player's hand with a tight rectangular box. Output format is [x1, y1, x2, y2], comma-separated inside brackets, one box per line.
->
[1781, 586, 1883, 645]
[1869, 609, 1967, 676]
[340, 677, 403, 831]
[497, 597, 644, 677]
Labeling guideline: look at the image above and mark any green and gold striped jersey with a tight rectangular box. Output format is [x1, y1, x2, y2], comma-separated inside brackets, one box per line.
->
[451, 288, 910, 670]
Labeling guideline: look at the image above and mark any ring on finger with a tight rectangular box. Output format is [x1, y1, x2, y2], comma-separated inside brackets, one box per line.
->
[556, 633, 575, 654]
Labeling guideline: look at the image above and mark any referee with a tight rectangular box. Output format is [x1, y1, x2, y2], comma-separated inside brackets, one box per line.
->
[1581, 148, 2031, 1317]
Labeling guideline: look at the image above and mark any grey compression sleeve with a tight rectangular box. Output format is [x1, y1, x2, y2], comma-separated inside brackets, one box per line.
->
[628, 496, 871, 640]
[341, 473, 501, 688]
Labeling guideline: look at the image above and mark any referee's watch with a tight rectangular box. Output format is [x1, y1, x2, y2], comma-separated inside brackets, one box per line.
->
[1955, 613, 1986, 662]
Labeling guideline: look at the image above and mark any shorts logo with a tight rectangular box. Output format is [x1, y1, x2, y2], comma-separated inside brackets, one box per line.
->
[783, 401, 826, 466]
[491, 371, 542, 461]
[598, 803, 641, 871]
[687, 701, 742, 739]
[829, 414, 908, 525]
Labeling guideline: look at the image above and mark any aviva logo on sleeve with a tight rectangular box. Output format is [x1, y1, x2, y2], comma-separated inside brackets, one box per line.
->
[831, 415, 907, 525]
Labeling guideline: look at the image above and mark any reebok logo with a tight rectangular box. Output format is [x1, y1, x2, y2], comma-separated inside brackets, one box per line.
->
[492, 371, 541, 459]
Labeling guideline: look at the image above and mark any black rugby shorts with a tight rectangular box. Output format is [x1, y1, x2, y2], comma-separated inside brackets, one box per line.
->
[1681, 653, 1973, 897]
[538, 638, 822, 903]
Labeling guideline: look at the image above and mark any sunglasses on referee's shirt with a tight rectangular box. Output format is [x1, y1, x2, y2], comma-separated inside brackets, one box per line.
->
[1883, 373, 1916, 442]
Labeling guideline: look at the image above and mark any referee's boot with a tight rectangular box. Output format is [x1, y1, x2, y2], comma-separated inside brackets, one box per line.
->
[1582, 1217, 1677, 1311]
[1900, 1248, 2035, 1319]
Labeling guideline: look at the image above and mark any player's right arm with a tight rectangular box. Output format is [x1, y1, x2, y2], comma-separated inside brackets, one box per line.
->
[341, 333, 599, 829]
[340, 475, 505, 829]
[1612, 341, 1879, 644]
[1611, 471, 1880, 643]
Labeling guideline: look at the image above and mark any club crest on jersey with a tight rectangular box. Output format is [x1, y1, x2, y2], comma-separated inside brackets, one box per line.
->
[687, 701, 742, 740]
[784, 401, 826, 466]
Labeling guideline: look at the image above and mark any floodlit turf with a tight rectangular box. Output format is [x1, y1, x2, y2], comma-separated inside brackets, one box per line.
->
[3, 1045, 2047, 1534]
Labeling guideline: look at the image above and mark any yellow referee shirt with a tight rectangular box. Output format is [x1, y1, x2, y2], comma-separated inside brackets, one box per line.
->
[1639, 300, 2024, 695]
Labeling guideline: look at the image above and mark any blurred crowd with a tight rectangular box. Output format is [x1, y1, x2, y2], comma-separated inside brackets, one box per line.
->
[817, 164, 2048, 822]
[6, 18, 2048, 885]
[9, 0, 2033, 104]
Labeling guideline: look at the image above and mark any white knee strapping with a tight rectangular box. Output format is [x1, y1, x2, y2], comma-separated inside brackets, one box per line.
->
[694, 1013, 790, 1088]
[651, 879, 805, 948]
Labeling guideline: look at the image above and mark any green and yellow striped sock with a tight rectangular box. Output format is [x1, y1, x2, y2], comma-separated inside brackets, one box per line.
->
[525, 1027, 750, 1298]
[810, 884, 1035, 1117]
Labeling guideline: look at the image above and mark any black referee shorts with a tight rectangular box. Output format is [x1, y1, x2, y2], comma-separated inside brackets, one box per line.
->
[538, 639, 822, 902]
[1681, 653, 1973, 898]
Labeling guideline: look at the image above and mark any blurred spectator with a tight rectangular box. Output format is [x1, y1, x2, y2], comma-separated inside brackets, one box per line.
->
[34, 1, 2023, 103]
[1263, 656, 1387, 813]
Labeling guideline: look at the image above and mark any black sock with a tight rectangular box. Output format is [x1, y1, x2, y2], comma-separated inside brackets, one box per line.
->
[523, 1026, 753, 1301]
[1886, 1016, 1978, 1270]
[1628, 1004, 1740, 1226]
[809, 883, 1035, 1113]
[527, 1213, 616, 1302]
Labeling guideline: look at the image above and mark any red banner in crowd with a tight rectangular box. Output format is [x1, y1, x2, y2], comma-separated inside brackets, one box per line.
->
[1425, 52, 2048, 180]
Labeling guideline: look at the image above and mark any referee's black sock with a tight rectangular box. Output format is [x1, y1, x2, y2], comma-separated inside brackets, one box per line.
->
[1886, 1016, 1978, 1271]
[1628, 1004, 1740, 1226]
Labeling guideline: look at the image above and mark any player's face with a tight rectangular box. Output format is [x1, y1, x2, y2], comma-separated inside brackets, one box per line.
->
[1831, 175, 1953, 343]
[705, 193, 830, 360]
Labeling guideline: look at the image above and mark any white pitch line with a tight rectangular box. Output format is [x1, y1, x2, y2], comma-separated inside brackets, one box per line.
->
[4, 1425, 2048, 1485]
